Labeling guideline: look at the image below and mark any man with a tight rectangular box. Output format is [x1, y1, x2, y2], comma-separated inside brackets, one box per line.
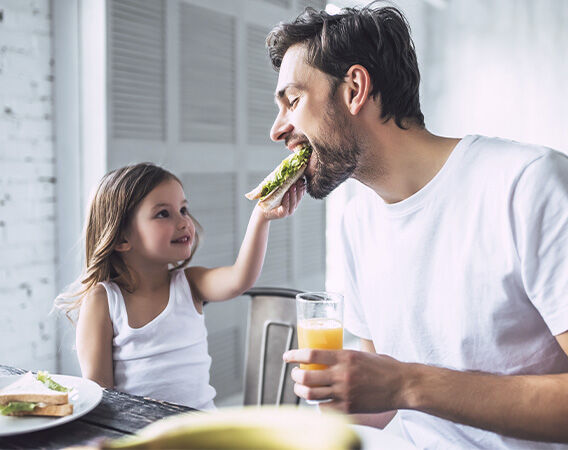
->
[268, 3, 568, 449]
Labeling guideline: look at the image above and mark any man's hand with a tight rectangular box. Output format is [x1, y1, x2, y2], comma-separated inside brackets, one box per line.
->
[284, 346, 568, 443]
[283, 348, 409, 414]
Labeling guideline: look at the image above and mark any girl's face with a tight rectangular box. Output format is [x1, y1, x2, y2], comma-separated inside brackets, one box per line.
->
[122, 179, 196, 266]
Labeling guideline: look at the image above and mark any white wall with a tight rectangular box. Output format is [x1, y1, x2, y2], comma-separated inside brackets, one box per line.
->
[0, 0, 57, 371]
[421, 0, 568, 153]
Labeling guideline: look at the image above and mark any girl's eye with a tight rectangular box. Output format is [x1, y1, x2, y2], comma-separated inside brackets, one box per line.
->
[156, 209, 169, 218]
[181, 206, 190, 216]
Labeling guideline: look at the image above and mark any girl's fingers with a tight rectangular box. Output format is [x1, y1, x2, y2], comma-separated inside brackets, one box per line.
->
[265, 179, 306, 219]
[280, 191, 290, 212]
[289, 184, 298, 211]
[289, 180, 305, 212]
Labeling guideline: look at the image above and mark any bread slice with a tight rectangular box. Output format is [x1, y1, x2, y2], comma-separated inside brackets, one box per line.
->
[244, 150, 304, 201]
[0, 372, 68, 406]
[0, 371, 73, 417]
[10, 403, 73, 417]
[245, 144, 312, 211]
[257, 165, 307, 211]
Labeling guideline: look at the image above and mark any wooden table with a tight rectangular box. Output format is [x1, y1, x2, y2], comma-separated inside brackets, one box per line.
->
[0, 365, 199, 449]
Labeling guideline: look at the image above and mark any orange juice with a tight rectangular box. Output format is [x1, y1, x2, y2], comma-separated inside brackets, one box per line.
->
[297, 318, 343, 370]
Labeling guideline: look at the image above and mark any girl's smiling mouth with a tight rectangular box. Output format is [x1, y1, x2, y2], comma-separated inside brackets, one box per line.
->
[171, 235, 191, 244]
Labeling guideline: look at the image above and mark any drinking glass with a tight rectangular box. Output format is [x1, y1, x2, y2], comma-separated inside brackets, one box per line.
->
[296, 292, 344, 404]
[296, 291, 344, 371]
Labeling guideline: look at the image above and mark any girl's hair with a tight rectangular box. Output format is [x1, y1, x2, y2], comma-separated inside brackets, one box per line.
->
[266, 2, 424, 129]
[55, 163, 201, 321]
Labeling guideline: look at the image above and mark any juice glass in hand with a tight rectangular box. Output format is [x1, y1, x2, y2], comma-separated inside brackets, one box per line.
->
[296, 292, 344, 371]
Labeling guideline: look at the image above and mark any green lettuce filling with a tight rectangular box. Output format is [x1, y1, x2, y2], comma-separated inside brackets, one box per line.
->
[0, 401, 38, 415]
[37, 371, 69, 392]
[260, 144, 312, 199]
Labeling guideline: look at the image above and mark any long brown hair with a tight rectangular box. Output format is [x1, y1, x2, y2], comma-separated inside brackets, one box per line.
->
[55, 163, 202, 321]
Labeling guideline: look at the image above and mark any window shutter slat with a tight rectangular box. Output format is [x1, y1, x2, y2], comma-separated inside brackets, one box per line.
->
[247, 25, 278, 145]
[110, 0, 166, 141]
[181, 173, 237, 269]
[179, 4, 236, 143]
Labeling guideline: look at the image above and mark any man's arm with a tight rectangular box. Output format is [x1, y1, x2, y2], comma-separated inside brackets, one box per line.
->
[285, 330, 568, 443]
[404, 330, 568, 442]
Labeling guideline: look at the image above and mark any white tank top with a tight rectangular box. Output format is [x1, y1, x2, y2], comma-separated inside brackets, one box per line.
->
[101, 269, 216, 410]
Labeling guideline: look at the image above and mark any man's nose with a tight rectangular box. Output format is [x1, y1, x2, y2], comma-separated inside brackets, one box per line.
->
[270, 111, 293, 142]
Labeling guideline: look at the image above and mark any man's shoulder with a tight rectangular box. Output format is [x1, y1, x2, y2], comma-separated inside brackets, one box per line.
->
[465, 135, 560, 166]
[457, 135, 566, 185]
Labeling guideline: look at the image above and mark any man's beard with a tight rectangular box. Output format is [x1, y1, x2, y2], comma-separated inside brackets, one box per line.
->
[306, 102, 363, 199]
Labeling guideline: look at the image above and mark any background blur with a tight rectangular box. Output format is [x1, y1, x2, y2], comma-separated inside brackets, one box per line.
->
[1, 0, 567, 406]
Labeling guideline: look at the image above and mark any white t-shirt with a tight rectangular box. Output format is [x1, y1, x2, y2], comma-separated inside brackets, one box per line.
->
[341, 135, 568, 449]
[101, 269, 216, 410]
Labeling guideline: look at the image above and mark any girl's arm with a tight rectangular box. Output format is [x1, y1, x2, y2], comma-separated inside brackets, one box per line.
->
[188, 180, 305, 302]
[76, 284, 114, 388]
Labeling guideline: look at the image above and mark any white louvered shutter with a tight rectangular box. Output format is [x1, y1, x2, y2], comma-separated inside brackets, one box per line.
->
[247, 25, 278, 145]
[109, 0, 166, 141]
[107, 0, 327, 404]
[180, 173, 237, 268]
[179, 4, 236, 143]
[294, 195, 326, 281]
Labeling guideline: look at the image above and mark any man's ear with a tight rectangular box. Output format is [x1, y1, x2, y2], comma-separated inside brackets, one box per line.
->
[341, 64, 372, 116]
[114, 239, 131, 253]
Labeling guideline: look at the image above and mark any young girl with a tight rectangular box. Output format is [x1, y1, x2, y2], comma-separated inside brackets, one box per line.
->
[56, 163, 305, 410]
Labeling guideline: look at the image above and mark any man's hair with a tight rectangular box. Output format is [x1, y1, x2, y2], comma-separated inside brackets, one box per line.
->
[266, 2, 425, 129]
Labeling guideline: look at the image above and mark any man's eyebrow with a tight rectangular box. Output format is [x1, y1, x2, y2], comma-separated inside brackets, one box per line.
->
[274, 83, 303, 102]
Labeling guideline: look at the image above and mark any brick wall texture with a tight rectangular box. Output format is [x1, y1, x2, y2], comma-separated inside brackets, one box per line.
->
[0, 0, 57, 371]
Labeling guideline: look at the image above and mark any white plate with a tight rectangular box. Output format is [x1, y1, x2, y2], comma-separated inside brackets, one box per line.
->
[0, 373, 103, 437]
[351, 424, 417, 450]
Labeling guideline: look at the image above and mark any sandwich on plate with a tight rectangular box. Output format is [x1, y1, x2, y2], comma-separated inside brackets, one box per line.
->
[245, 143, 312, 211]
[0, 371, 73, 417]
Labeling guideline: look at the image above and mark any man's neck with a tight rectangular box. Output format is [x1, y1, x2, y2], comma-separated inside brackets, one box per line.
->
[355, 121, 460, 204]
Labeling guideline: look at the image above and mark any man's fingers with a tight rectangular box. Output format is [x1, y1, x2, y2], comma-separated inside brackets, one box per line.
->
[290, 366, 331, 386]
[293, 383, 334, 402]
[283, 348, 338, 365]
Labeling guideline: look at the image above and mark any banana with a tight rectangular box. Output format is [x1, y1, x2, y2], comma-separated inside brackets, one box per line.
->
[100, 405, 361, 449]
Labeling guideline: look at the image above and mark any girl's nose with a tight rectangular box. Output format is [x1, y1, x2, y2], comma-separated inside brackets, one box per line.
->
[270, 111, 293, 142]
[178, 215, 190, 229]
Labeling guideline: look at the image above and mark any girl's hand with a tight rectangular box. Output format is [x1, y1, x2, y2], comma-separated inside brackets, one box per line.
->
[260, 178, 306, 220]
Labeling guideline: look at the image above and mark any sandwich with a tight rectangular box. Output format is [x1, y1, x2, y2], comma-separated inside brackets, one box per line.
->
[245, 143, 312, 211]
[0, 371, 73, 417]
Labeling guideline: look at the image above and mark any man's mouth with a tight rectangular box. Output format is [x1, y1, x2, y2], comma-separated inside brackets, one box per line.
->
[302, 142, 316, 176]
[288, 139, 310, 152]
